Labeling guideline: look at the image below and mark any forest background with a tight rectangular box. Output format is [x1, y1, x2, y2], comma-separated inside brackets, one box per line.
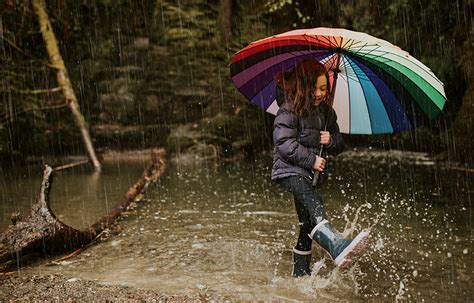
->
[1, 0, 472, 166]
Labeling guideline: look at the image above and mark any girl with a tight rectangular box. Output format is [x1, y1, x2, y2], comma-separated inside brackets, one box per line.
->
[272, 59, 369, 277]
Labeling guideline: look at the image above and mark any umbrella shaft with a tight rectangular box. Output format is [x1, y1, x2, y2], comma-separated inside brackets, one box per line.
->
[329, 52, 341, 107]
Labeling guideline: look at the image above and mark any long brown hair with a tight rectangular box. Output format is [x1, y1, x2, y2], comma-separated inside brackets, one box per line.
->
[275, 59, 330, 116]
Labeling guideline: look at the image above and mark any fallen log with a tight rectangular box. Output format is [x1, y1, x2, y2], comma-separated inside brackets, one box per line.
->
[0, 149, 166, 268]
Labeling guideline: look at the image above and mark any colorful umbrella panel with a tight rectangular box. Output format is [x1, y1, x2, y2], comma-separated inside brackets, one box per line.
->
[230, 28, 447, 135]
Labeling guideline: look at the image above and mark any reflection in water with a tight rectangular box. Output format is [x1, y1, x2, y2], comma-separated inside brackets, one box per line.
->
[0, 160, 147, 230]
[2, 150, 472, 301]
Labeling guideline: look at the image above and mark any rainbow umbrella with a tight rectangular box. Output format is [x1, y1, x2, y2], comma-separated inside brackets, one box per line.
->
[230, 27, 447, 135]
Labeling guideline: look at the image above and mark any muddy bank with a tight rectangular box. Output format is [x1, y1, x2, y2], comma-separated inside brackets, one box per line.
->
[0, 273, 230, 301]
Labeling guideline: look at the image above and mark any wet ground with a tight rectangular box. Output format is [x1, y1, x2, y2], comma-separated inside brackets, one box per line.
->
[0, 148, 472, 301]
[0, 273, 228, 301]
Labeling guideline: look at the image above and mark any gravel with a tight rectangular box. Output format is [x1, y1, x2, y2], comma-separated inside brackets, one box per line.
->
[0, 273, 231, 302]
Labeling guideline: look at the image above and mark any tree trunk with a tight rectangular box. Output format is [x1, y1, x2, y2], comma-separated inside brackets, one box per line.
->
[218, 0, 232, 44]
[452, 25, 474, 163]
[31, 0, 102, 171]
[0, 149, 166, 269]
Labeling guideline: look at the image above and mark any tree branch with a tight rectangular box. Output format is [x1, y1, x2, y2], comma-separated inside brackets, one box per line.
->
[0, 103, 67, 124]
[10, 86, 62, 94]
[0, 33, 44, 62]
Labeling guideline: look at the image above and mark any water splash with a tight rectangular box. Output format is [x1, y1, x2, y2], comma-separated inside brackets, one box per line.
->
[10, 158, 472, 301]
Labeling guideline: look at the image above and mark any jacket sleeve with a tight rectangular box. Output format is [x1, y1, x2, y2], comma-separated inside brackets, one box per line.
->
[273, 109, 317, 170]
[325, 108, 344, 156]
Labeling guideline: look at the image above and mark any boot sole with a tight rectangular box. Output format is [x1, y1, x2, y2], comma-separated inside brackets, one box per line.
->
[334, 230, 370, 270]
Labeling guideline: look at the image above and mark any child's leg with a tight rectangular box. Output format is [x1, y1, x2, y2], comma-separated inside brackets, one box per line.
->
[293, 196, 313, 251]
[291, 202, 314, 276]
[277, 176, 328, 276]
[277, 176, 369, 270]
[277, 175, 326, 229]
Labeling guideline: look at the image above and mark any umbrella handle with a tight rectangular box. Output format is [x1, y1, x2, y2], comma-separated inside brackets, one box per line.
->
[313, 143, 326, 187]
[312, 170, 320, 187]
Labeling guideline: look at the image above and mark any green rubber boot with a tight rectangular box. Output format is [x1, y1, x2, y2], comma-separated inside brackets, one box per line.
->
[309, 219, 370, 269]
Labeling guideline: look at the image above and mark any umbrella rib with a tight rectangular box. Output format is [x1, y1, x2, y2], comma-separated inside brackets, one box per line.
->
[321, 35, 337, 48]
[242, 51, 334, 102]
[351, 47, 400, 64]
[348, 55, 411, 132]
[336, 40, 385, 79]
[342, 38, 359, 50]
[310, 34, 326, 47]
[305, 34, 327, 47]
[319, 35, 333, 47]
[302, 34, 316, 50]
[238, 33, 443, 90]
[230, 28, 446, 131]
[331, 35, 340, 48]
[231, 43, 333, 76]
[342, 59, 352, 134]
[340, 55, 364, 83]
[361, 55, 443, 116]
[237, 49, 331, 87]
[347, 42, 442, 85]
[350, 49, 446, 101]
[347, 56, 394, 134]
[326, 53, 339, 71]
[341, 38, 350, 49]
[348, 43, 388, 61]
[346, 57, 374, 134]
[358, 49, 444, 87]
[232, 38, 330, 65]
[337, 55, 353, 79]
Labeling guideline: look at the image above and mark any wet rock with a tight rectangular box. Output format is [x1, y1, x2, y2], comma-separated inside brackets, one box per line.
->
[133, 37, 150, 49]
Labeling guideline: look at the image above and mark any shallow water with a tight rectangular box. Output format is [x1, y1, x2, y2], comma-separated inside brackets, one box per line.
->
[1, 150, 472, 301]
[0, 160, 147, 230]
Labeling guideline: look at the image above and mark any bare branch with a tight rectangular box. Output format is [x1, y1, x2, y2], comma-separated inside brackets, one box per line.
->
[53, 160, 90, 171]
[10, 85, 62, 94]
[0, 102, 67, 124]
[0, 33, 45, 62]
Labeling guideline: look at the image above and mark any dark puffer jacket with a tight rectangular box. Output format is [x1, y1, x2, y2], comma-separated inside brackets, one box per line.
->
[271, 99, 345, 181]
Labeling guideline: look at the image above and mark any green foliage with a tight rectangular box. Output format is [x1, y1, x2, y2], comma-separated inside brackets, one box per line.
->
[263, 0, 341, 29]
[1, 0, 471, 162]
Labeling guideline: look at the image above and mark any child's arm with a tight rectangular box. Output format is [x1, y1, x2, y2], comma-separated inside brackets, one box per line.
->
[273, 109, 318, 170]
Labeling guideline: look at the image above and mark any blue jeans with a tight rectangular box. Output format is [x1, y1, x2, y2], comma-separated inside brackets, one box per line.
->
[277, 175, 326, 251]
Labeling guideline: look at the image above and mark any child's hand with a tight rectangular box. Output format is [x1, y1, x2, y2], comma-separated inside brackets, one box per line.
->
[320, 131, 331, 145]
[313, 156, 326, 172]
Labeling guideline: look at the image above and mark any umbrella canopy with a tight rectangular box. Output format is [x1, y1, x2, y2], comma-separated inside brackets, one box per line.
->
[230, 27, 447, 134]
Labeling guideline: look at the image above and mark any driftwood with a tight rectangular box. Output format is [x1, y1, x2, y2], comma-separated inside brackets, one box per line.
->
[0, 149, 166, 268]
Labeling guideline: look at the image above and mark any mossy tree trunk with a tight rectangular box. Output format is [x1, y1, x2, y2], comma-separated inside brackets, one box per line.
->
[31, 0, 101, 171]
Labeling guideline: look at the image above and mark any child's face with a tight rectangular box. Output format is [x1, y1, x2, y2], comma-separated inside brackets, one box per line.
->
[313, 75, 328, 105]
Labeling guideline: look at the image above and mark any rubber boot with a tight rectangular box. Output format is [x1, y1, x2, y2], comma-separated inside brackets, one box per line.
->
[292, 248, 312, 277]
[308, 219, 369, 269]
